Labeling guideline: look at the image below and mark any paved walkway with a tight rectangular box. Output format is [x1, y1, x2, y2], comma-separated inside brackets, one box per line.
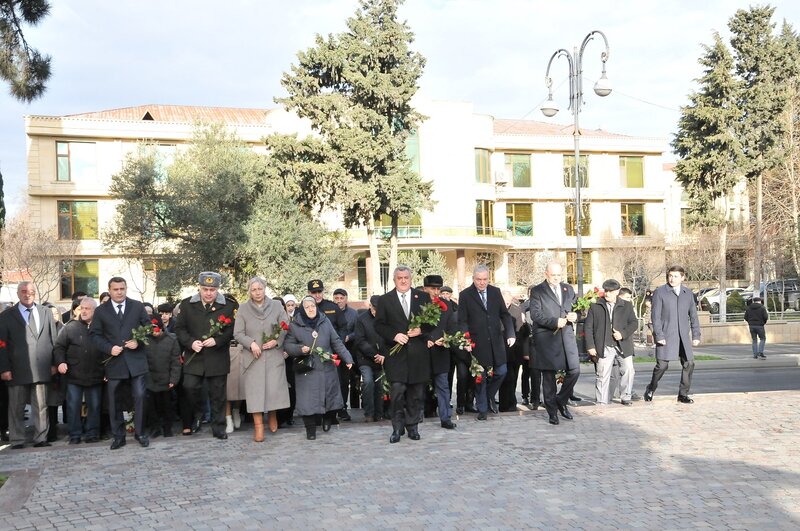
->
[1, 391, 798, 530]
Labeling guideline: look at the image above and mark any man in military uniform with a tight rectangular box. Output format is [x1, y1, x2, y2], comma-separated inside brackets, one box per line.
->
[174, 272, 237, 440]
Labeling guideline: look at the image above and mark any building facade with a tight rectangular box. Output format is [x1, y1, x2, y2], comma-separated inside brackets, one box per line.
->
[22, 100, 748, 304]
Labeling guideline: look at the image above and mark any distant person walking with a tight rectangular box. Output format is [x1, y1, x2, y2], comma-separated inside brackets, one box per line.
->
[744, 297, 768, 359]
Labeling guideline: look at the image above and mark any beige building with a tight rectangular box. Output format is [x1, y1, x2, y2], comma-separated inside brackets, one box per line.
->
[22, 100, 747, 304]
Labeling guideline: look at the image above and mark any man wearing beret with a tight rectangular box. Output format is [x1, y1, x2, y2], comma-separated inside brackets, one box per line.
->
[584, 279, 639, 405]
[174, 272, 238, 440]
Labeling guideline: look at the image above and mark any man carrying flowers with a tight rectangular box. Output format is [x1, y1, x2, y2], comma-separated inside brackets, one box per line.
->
[174, 272, 237, 440]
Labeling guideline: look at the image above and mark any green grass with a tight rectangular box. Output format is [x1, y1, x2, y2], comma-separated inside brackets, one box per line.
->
[0, 474, 7, 489]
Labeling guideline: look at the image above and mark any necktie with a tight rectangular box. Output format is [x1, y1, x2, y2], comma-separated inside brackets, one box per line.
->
[552, 285, 560, 304]
[25, 307, 35, 333]
[116, 304, 124, 321]
[480, 291, 487, 309]
[205, 303, 212, 312]
[401, 293, 409, 319]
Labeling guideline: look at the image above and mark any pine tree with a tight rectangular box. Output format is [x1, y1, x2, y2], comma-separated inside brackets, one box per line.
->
[269, 0, 429, 294]
[0, 0, 51, 101]
[672, 32, 744, 319]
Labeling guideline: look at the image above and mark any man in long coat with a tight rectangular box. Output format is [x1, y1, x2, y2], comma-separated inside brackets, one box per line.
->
[644, 265, 701, 403]
[529, 262, 580, 425]
[174, 272, 237, 439]
[375, 265, 432, 443]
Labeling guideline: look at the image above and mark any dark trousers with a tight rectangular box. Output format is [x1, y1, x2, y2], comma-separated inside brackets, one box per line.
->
[389, 381, 424, 433]
[522, 364, 542, 405]
[455, 358, 475, 409]
[541, 367, 579, 417]
[147, 389, 172, 430]
[182, 373, 226, 434]
[178, 373, 204, 429]
[749, 326, 766, 356]
[358, 364, 384, 420]
[0, 380, 8, 435]
[107, 374, 146, 439]
[499, 359, 521, 411]
[66, 383, 101, 439]
[649, 344, 695, 397]
[433, 373, 452, 422]
[476, 363, 507, 414]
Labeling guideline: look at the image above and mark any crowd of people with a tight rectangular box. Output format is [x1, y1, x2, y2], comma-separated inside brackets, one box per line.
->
[0, 263, 708, 449]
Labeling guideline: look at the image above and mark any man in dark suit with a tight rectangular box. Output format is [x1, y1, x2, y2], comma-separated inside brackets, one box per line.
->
[421, 275, 457, 429]
[174, 272, 237, 440]
[375, 265, 432, 443]
[458, 265, 515, 421]
[584, 279, 639, 405]
[90, 276, 152, 449]
[645, 265, 701, 403]
[529, 262, 580, 425]
[0, 282, 59, 449]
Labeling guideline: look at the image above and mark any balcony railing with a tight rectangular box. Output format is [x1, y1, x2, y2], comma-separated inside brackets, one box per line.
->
[346, 226, 509, 240]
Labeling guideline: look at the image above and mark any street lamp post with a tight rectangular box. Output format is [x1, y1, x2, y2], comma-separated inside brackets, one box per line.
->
[541, 30, 611, 297]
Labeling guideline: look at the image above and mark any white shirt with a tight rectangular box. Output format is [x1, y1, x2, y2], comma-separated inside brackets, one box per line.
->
[396, 289, 411, 316]
[113, 300, 127, 316]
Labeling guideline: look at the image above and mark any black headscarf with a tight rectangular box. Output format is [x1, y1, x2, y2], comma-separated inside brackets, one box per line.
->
[297, 296, 321, 329]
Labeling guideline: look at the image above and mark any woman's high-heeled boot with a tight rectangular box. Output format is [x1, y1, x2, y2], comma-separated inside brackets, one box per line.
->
[253, 413, 265, 442]
[268, 410, 278, 433]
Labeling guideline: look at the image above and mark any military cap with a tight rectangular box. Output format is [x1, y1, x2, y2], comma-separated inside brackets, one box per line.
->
[307, 279, 324, 292]
[198, 271, 221, 288]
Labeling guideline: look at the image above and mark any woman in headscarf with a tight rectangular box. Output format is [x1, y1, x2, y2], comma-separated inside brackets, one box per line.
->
[233, 277, 290, 442]
[284, 296, 353, 440]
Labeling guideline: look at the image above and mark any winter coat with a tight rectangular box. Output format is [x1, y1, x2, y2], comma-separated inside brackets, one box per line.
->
[584, 298, 638, 358]
[174, 292, 237, 377]
[146, 332, 181, 392]
[651, 283, 701, 361]
[53, 318, 104, 387]
[233, 298, 290, 413]
[284, 312, 353, 416]
[744, 302, 769, 327]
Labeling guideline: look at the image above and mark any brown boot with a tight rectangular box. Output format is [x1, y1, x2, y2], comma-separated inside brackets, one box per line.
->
[253, 413, 265, 442]
[268, 410, 278, 433]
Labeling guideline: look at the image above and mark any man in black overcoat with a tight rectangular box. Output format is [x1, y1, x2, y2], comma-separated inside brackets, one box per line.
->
[89, 277, 152, 449]
[375, 265, 432, 443]
[422, 275, 457, 429]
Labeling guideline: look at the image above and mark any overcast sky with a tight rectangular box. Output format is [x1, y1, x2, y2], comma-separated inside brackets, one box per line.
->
[2, 0, 800, 214]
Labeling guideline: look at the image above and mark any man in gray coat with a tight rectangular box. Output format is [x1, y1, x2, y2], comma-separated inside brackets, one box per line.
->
[0, 282, 59, 449]
[644, 265, 701, 404]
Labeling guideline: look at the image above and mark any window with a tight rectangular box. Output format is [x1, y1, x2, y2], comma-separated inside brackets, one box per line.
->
[621, 203, 645, 235]
[56, 141, 96, 182]
[565, 203, 590, 236]
[563, 154, 588, 188]
[475, 148, 491, 183]
[504, 154, 531, 187]
[566, 251, 592, 285]
[357, 255, 368, 300]
[619, 156, 644, 187]
[57, 201, 98, 240]
[60, 259, 99, 299]
[506, 203, 533, 236]
[376, 213, 422, 238]
[406, 132, 420, 176]
[475, 200, 494, 235]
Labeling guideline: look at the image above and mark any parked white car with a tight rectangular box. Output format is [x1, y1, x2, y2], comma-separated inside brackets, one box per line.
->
[699, 287, 746, 313]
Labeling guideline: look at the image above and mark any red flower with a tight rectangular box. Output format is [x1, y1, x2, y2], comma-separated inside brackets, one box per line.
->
[0, 339, 6, 348]
[332, 353, 339, 359]
[593, 287, 599, 293]
[464, 332, 470, 338]
[470, 342, 476, 349]
[333, 359, 341, 367]
[280, 321, 289, 331]
[597, 290, 605, 298]
[475, 374, 483, 384]
[488, 370, 494, 378]
[225, 317, 232, 325]
[151, 318, 159, 325]
[383, 394, 390, 401]
[218, 314, 226, 323]
[153, 327, 161, 334]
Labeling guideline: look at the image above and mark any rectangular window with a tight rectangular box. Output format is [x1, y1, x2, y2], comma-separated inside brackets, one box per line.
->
[566, 251, 592, 285]
[55, 141, 96, 182]
[504, 154, 531, 187]
[475, 148, 491, 183]
[619, 156, 644, 188]
[621, 203, 645, 235]
[506, 203, 533, 236]
[563, 154, 588, 188]
[60, 259, 99, 299]
[475, 200, 494, 235]
[357, 255, 367, 300]
[565, 203, 591, 236]
[57, 201, 98, 240]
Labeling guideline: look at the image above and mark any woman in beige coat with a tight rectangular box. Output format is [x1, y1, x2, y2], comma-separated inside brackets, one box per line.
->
[233, 277, 291, 442]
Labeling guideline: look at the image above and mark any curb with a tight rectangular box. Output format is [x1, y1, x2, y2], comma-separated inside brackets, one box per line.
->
[633, 355, 800, 371]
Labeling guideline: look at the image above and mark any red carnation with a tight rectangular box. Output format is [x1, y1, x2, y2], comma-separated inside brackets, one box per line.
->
[153, 327, 161, 334]
[152, 318, 159, 325]
[225, 317, 232, 325]
[218, 315, 226, 323]
[475, 374, 483, 384]
[333, 359, 341, 367]
[464, 332, 470, 338]
[280, 321, 289, 331]
[332, 353, 339, 359]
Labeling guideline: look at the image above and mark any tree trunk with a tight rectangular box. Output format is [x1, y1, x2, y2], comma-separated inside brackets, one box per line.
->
[388, 213, 399, 288]
[718, 220, 728, 323]
[754, 173, 762, 298]
[366, 218, 383, 295]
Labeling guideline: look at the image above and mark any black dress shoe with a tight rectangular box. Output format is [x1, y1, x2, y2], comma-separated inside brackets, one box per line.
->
[548, 414, 559, 425]
[338, 410, 351, 421]
[476, 412, 487, 421]
[570, 395, 582, 402]
[440, 420, 457, 429]
[163, 426, 174, 438]
[456, 406, 465, 415]
[33, 441, 52, 448]
[677, 395, 694, 404]
[522, 398, 530, 407]
[306, 433, 316, 440]
[558, 405, 573, 420]
[11, 443, 25, 449]
[68, 438, 81, 445]
[389, 431, 401, 443]
[84, 436, 99, 444]
[465, 405, 478, 413]
[530, 402, 540, 411]
[191, 420, 201, 433]
[134, 434, 150, 447]
[110, 438, 126, 450]
[213, 431, 228, 440]
[407, 427, 420, 440]
[46, 432, 58, 443]
[489, 399, 499, 414]
[0, 429, 9, 442]
[150, 427, 163, 439]
[644, 385, 654, 402]
[322, 418, 332, 432]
